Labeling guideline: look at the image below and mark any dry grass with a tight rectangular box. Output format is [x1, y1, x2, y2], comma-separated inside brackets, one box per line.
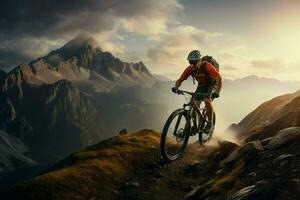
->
[9, 129, 161, 200]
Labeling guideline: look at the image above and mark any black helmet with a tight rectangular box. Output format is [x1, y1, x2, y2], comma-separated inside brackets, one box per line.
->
[187, 50, 201, 61]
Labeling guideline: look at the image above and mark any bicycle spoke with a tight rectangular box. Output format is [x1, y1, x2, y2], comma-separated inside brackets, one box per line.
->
[173, 114, 182, 137]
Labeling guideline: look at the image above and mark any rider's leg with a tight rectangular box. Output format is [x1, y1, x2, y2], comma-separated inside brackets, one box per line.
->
[204, 98, 213, 124]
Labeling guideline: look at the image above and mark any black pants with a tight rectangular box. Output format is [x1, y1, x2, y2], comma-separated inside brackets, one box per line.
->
[194, 84, 214, 100]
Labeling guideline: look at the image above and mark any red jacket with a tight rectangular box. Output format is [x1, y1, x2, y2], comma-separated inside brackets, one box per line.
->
[179, 61, 219, 84]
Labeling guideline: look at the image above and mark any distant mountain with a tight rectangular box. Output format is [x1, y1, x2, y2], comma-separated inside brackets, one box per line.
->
[153, 74, 172, 82]
[22, 33, 154, 92]
[88, 81, 170, 135]
[224, 75, 300, 94]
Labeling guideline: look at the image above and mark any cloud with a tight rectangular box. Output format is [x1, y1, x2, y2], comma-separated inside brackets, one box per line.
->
[0, 49, 30, 70]
[222, 65, 238, 71]
[146, 25, 221, 74]
[0, 0, 182, 38]
[92, 31, 125, 57]
[0, 0, 182, 69]
[250, 59, 284, 70]
[119, 0, 183, 37]
[0, 37, 64, 69]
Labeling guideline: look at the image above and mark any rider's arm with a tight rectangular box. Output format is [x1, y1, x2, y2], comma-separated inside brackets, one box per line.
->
[215, 74, 222, 94]
[206, 63, 222, 93]
[175, 66, 192, 88]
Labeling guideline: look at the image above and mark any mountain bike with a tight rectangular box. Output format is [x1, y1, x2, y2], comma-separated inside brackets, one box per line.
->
[160, 88, 216, 162]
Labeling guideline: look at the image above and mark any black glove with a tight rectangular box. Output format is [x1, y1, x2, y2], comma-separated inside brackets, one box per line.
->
[172, 87, 179, 94]
[211, 92, 220, 99]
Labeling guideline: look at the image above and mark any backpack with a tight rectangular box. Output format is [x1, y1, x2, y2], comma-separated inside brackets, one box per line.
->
[191, 55, 220, 85]
[201, 55, 219, 72]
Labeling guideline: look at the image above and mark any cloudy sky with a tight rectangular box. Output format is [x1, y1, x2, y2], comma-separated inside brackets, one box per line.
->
[0, 0, 299, 80]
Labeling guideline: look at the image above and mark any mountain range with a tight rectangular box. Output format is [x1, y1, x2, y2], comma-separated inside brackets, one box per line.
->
[0, 34, 167, 169]
[16, 34, 154, 90]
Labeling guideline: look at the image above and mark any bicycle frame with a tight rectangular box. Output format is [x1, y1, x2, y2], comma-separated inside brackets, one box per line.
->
[180, 91, 211, 135]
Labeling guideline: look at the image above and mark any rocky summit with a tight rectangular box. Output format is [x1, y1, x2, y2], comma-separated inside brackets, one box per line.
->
[4, 33, 154, 91]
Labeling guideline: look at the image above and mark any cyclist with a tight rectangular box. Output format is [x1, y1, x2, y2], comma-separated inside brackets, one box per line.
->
[173, 50, 222, 132]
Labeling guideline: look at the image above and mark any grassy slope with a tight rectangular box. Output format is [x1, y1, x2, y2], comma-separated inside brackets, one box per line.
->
[7, 129, 160, 200]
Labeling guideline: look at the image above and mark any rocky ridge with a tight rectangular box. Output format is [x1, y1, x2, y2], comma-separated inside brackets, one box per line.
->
[230, 89, 300, 141]
[3, 125, 300, 200]
[9, 33, 155, 91]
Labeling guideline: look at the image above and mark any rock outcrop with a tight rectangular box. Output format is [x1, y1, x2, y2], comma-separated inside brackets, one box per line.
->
[232, 90, 300, 142]
[0, 130, 36, 175]
[184, 127, 300, 200]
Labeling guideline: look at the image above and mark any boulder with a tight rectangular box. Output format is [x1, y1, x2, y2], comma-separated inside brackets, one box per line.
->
[230, 179, 277, 200]
[183, 186, 203, 200]
[121, 181, 140, 188]
[221, 140, 263, 167]
[217, 140, 239, 155]
[260, 137, 273, 146]
[230, 185, 255, 200]
[119, 128, 128, 135]
[272, 154, 294, 165]
[266, 127, 300, 149]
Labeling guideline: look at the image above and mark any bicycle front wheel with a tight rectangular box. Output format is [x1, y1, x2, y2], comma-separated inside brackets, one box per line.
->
[160, 109, 190, 162]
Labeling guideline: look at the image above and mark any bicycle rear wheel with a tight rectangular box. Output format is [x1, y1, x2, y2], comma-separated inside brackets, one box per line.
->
[160, 109, 190, 162]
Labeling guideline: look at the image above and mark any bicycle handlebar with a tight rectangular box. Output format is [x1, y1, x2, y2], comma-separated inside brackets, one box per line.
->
[172, 88, 211, 98]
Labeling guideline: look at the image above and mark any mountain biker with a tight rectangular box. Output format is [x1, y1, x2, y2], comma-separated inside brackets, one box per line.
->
[173, 50, 222, 132]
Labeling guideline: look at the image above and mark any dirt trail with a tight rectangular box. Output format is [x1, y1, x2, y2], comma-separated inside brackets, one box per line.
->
[117, 140, 230, 200]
